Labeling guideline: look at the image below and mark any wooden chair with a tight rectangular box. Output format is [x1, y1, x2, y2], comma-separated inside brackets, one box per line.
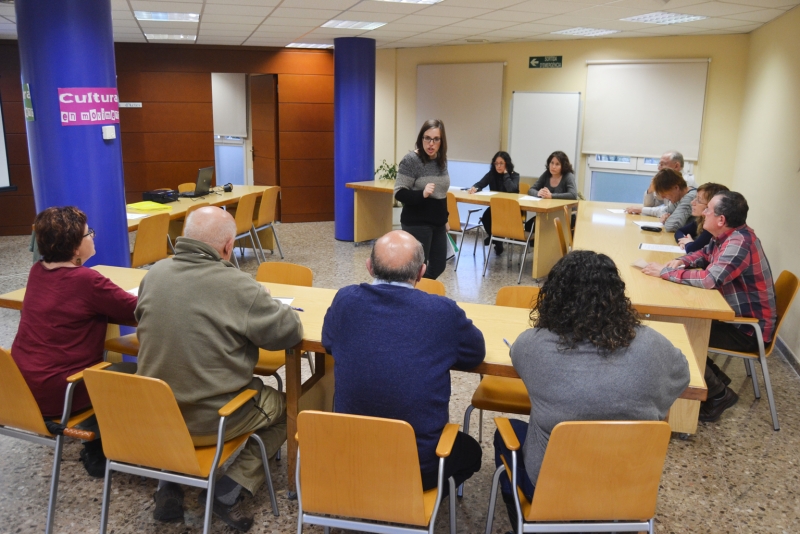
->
[0, 348, 96, 534]
[487, 419, 672, 534]
[518, 180, 534, 195]
[416, 278, 446, 296]
[178, 182, 196, 193]
[296, 411, 459, 534]
[458, 286, 537, 498]
[83, 365, 278, 534]
[554, 218, 569, 258]
[446, 191, 483, 271]
[255, 262, 315, 380]
[707, 270, 798, 431]
[230, 192, 262, 269]
[251, 187, 284, 260]
[483, 197, 532, 284]
[130, 212, 171, 268]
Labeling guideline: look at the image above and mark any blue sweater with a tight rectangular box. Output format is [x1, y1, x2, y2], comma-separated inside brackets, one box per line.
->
[674, 219, 712, 254]
[322, 283, 486, 473]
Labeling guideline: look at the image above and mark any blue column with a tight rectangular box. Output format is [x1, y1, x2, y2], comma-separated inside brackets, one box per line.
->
[16, 0, 129, 267]
[333, 37, 375, 241]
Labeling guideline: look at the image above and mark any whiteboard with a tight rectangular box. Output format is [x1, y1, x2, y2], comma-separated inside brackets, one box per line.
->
[508, 92, 581, 179]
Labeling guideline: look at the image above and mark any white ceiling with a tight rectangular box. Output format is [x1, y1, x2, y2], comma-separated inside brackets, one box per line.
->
[0, 0, 796, 49]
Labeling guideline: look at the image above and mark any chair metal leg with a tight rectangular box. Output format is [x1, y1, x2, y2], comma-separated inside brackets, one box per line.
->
[248, 233, 262, 266]
[479, 409, 484, 443]
[745, 359, 752, 377]
[272, 226, 285, 259]
[167, 236, 176, 255]
[250, 433, 279, 515]
[448, 477, 457, 534]
[648, 518, 655, 534]
[231, 252, 240, 269]
[45, 436, 64, 534]
[203, 474, 216, 534]
[517, 236, 532, 284]
[252, 225, 268, 263]
[274, 373, 283, 394]
[748, 359, 761, 399]
[485, 465, 505, 534]
[482, 236, 493, 277]
[454, 231, 465, 271]
[323, 527, 330, 534]
[759, 355, 780, 431]
[305, 352, 315, 374]
[99, 461, 113, 534]
[458, 404, 476, 498]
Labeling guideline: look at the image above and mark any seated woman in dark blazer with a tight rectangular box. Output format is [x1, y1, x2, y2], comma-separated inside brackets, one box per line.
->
[12, 206, 138, 477]
[674, 182, 729, 253]
[494, 250, 690, 529]
[468, 151, 520, 254]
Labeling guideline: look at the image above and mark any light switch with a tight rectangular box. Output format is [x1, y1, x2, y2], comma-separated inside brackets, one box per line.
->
[102, 125, 116, 140]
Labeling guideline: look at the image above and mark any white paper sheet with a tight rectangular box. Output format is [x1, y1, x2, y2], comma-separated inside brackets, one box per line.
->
[126, 213, 147, 220]
[127, 287, 139, 296]
[639, 243, 684, 253]
[607, 209, 626, 214]
[448, 186, 463, 192]
[518, 195, 541, 201]
[473, 191, 497, 196]
[633, 220, 664, 228]
[273, 297, 294, 306]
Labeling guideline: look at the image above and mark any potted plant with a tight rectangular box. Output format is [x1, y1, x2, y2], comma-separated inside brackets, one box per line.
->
[375, 160, 402, 226]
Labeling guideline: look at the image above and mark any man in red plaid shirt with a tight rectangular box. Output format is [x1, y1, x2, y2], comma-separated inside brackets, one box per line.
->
[643, 191, 776, 422]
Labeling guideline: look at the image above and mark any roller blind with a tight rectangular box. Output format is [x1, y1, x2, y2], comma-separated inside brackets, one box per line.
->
[416, 63, 504, 163]
[211, 73, 247, 138]
[582, 60, 709, 160]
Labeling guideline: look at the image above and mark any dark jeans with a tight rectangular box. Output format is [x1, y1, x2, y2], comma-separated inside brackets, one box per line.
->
[482, 207, 493, 237]
[420, 431, 482, 494]
[705, 320, 760, 397]
[402, 223, 447, 280]
[494, 419, 535, 533]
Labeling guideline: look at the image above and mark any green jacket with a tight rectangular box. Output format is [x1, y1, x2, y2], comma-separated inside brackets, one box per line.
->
[135, 237, 303, 435]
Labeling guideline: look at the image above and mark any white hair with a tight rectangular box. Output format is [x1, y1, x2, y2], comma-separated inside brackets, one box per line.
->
[183, 209, 236, 252]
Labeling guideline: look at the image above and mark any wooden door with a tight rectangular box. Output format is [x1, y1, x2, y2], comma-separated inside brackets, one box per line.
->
[250, 74, 279, 219]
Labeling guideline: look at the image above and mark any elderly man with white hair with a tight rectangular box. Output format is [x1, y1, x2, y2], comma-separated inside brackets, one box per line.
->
[135, 206, 303, 531]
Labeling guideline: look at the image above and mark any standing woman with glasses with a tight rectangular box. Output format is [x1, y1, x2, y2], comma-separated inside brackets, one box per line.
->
[11, 206, 138, 478]
[394, 119, 450, 279]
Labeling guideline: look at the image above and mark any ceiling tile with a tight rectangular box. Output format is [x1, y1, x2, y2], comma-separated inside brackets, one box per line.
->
[112, 10, 136, 20]
[202, 14, 266, 24]
[416, 5, 493, 18]
[723, 8, 790, 23]
[331, 11, 406, 23]
[583, 19, 657, 31]
[506, 21, 575, 32]
[138, 21, 198, 31]
[196, 37, 247, 44]
[443, 0, 534, 7]
[680, 16, 761, 29]
[110, 0, 130, 9]
[718, 0, 799, 7]
[534, 13, 611, 26]
[259, 17, 319, 28]
[570, 5, 653, 19]
[346, 1, 428, 15]
[366, 29, 422, 38]
[0, 17, 14, 25]
[636, 24, 705, 34]
[115, 35, 147, 42]
[610, 0, 709, 9]
[0, 5, 15, 16]
[201, 22, 260, 31]
[198, 29, 255, 37]
[383, 22, 450, 32]
[270, 7, 342, 19]
[112, 20, 142, 28]
[668, 2, 763, 17]
[278, 0, 359, 8]
[202, 4, 274, 16]
[475, 11, 553, 23]
[506, 0, 586, 15]
[446, 18, 519, 30]
[130, 1, 202, 14]
[393, 14, 466, 26]
[304, 27, 371, 37]
[205, 0, 280, 5]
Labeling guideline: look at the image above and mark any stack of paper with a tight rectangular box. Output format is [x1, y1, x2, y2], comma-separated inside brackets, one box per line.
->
[126, 213, 148, 220]
[126, 201, 172, 212]
[518, 195, 541, 201]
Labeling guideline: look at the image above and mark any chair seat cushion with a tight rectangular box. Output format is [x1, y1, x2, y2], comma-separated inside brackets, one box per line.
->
[471, 376, 531, 415]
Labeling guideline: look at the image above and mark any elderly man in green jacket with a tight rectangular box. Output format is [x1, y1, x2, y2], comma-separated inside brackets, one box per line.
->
[136, 206, 303, 531]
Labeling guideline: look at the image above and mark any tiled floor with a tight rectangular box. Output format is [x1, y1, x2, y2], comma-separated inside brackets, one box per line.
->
[1, 222, 799, 533]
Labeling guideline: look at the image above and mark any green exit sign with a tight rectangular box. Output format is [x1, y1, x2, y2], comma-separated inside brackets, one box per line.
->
[529, 56, 562, 69]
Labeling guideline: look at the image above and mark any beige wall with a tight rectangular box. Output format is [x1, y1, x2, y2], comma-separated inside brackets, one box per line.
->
[375, 48, 397, 171]
[732, 7, 800, 360]
[376, 34, 750, 191]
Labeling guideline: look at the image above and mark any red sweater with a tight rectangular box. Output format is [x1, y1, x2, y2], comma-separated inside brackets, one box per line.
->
[11, 263, 138, 417]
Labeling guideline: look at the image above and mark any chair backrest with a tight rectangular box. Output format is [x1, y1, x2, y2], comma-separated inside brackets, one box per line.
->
[255, 187, 280, 227]
[490, 197, 526, 241]
[234, 192, 260, 235]
[519, 180, 534, 195]
[446, 192, 461, 232]
[554, 218, 568, 258]
[563, 205, 574, 244]
[181, 202, 210, 237]
[767, 270, 799, 354]
[496, 286, 539, 309]
[527, 421, 671, 522]
[177, 182, 195, 193]
[83, 369, 204, 476]
[131, 212, 171, 268]
[297, 411, 429, 526]
[255, 262, 313, 287]
[416, 278, 445, 296]
[0, 347, 50, 436]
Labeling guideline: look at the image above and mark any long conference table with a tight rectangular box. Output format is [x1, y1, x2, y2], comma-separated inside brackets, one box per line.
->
[346, 180, 578, 279]
[0, 264, 706, 495]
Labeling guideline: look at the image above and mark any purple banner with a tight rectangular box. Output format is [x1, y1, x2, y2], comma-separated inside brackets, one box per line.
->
[58, 87, 120, 126]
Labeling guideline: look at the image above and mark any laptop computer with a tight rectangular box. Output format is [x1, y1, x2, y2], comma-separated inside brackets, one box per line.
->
[181, 166, 214, 198]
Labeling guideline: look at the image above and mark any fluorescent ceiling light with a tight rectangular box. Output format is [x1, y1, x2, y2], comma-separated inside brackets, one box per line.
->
[286, 43, 333, 49]
[552, 27, 619, 37]
[374, 0, 442, 4]
[135, 11, 200, 23]
[322, 20, 386, 30]
[621, 12, 707, 25]
[145, 34, 197, 41]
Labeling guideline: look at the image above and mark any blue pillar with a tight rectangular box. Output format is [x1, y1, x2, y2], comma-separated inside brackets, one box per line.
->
[333, 37, 375, 242]
[16, 0, 129, 267]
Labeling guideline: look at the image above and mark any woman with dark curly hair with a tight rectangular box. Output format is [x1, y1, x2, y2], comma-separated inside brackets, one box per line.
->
[493, 250, 690, 530]
[11, 206, 138, 478]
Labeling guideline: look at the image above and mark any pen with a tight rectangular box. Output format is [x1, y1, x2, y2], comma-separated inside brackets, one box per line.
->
[503, 338, 511, 348]
[292, 307, 304, 312]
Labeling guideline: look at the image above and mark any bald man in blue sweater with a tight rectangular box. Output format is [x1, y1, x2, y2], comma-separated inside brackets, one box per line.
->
[322, 230, 486, 493]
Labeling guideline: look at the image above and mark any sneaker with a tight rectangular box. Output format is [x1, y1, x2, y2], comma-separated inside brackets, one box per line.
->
[699, 387, 739, 423]
[199, 491, 253, 532]
[153, 483, 184, 522]
[80, 440, 106, 478]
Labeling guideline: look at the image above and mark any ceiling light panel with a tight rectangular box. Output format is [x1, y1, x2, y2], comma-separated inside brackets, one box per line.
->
[322, 20, 387, 30]
[286, 43, 334, 48]
[552, 27, 619, 36]
[135, 11, 200, 22]
[621, 12, 707, 24]
[375, 0, 442, 4]
[145, 33, 197, 40]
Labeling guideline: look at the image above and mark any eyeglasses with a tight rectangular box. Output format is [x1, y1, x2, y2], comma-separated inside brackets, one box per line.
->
[422, 136, 441, 145]
[691, 198, 708, 205]
[84, 228, 96, 239]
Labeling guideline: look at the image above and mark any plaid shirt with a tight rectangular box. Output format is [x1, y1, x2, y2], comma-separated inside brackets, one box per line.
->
[660, 225, 776, 342]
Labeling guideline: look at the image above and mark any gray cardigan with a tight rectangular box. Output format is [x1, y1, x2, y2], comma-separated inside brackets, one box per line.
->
[664, 188, 697, 232]
[527, 171, 578, 199]
[510, 325, 690, 485]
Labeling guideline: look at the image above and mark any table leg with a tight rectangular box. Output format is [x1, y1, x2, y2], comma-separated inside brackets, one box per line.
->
[531, 210, 565, 279]
[354, 189, 392, 243]
[285, 348, 302, 496]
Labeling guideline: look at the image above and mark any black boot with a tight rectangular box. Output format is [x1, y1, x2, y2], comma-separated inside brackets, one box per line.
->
[80, 439, 106, 478]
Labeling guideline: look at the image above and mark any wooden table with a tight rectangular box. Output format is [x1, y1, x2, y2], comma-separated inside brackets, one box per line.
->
[346, 180, 578, 278]
[572, 201, 734, 434]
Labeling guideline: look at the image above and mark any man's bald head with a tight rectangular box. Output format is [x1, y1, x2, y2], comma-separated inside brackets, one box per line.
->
[183, 206, 237, 257]
[367, 230, 426, 284]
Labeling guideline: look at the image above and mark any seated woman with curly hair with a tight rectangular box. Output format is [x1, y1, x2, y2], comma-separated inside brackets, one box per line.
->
[494, 250, 690, 531]
[11, 206, 138, 478]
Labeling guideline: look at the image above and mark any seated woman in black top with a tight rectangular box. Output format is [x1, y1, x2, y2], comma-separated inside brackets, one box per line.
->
[674, 182, 729, 254]
[468, 151, 520, 254]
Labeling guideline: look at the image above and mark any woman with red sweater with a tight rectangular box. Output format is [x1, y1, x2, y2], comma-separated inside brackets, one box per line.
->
[11, 206, 137, 477]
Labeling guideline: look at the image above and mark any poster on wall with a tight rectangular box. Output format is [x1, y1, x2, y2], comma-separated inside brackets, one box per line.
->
[58, 88, 120, 126]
